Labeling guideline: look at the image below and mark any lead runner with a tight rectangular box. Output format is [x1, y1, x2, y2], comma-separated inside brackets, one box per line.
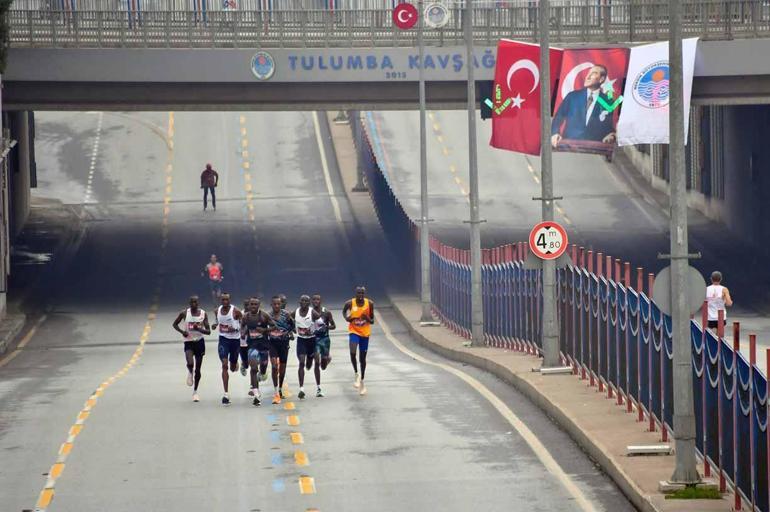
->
[342, 286, 374, 396]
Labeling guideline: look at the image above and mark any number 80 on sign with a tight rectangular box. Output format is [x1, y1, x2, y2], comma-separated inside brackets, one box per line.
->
[528, 221, 569, 260]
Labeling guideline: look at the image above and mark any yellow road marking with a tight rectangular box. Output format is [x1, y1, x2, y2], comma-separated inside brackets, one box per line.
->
[241, 139, 248, 148]
[436, 135, 444, 143]
[294, 451, 309, 466]
[290, 432, 304, 444]
[243, 161, 250, 169]
[284, 402, 296, 410]
[442, 147, 449, 156]
[454, 176, 462, 185]
[59, 443, 73, 456]
[49, 463, 65, 480]
[433, 122, 440, 131]
[241, 127, 247, 136]
[298, 476, 316, 494]
[77, 411, 90, 421]
[68, 425, 83, 437]
[533, 175, 541, 184]
[449, 164, 457, 173]
[378, 315, 598, 512]
[242, 150, 249, 158]
[287, 415, 300, 426]
[36, 488, 54, 509]
[459, 187, 467, 196]
[239, 115, 246, 124]
[0, 314, 48, 369]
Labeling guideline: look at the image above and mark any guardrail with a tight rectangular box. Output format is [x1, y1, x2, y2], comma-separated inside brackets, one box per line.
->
[9, 2, 770, 48]
[351, 110, 770, 511]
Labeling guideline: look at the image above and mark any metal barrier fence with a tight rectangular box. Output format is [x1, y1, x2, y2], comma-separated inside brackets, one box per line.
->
[351, 110, 770, 510]
[9, 1, 770, 48]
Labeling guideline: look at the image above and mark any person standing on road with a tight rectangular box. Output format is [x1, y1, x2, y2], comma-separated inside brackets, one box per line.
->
[310, 294, 336, 397]
[242, 298, 274, 406]
[343, 286, 374, 396]
[172, 296, 211, 402]
[267, 296, 294, 405]
[201, 163, 219, 211]
[211, 293, 243, 405]
[706, 271, 733, 331]
[291, 295, 323, 400]
[203, 254, 224, 304]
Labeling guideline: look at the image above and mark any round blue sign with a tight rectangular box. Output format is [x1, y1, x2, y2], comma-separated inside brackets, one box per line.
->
[631, 61, 669, 109]
[250, 51, 275, 81]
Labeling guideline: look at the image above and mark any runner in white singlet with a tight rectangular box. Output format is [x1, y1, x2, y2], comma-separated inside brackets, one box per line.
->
[706, 271, 733, 331]
[211, 293, 243, 405]
[290, 295, 323, 400]
[172, 296, 211, 402]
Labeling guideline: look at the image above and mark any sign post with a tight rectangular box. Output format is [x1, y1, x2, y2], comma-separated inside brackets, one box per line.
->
[464, 0, 484, 346]
[667, 0, 700, 485]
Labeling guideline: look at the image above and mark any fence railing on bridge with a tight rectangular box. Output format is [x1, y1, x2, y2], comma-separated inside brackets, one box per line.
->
[9, 1, 770, 48]
[350, 110, 770, 511]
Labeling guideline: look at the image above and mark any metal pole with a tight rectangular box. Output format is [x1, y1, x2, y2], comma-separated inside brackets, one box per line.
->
[465, 1, 484, 346]
[418, 0, 434, 323]
[539, 0, 559, 367]
[668, 0, 699, 484]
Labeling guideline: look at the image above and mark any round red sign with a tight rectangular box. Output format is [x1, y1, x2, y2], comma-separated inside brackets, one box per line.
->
[393, 3, 418, 30]
[528, 221, 569, 260]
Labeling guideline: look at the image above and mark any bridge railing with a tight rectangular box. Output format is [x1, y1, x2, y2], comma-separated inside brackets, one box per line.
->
[351, 110, 770, 511]
[9, 1, 770, 48]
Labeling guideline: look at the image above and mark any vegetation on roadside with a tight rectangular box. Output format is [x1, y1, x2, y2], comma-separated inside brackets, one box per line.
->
[0, 0, 13, 74]
[664, 486, 722, 500]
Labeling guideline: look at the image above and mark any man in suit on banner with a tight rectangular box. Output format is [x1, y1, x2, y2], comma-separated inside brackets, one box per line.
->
[551, 64, 616, 148]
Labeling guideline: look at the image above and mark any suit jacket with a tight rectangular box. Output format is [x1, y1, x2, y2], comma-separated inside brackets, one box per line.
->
[551, 88, 614, 142]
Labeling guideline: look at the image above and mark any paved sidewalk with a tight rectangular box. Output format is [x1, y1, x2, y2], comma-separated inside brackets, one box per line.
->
[327, 112, 740, 512]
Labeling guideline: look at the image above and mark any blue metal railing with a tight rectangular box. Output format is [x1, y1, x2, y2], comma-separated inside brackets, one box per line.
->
[353, 110, 770, 511]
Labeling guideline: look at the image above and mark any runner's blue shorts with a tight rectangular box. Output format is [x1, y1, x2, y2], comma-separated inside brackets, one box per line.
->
[218, 337, 240, 364]
[349, 333, 370, 352]
[248, 347, 270, 364]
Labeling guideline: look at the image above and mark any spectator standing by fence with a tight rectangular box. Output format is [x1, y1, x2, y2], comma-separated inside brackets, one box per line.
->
[706, 270, 733, 330]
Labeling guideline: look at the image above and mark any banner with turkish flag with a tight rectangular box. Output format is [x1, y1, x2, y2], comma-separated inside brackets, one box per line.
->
[551, 48, 630, 155]
[490, 40, 563, 156]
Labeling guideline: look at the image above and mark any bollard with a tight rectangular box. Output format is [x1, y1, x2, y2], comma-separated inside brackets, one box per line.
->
[587, 250, 594, 273]
[597, 252, 603, 277]
[624, 262, 631, 289]
[571, 244, 577, 266]
[579, 246, 585, 269]
[636, 267, 643, 294]
[606, 255, 613, 282]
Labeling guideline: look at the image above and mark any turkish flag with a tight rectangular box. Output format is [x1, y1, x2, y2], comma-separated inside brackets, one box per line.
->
[490, 40, 563, 156]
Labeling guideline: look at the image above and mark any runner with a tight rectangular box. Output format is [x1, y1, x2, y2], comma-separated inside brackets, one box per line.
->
[291, 295, 323, 400]
[342, 286, 374, 396]
[211, 293, 243, 405]
[267, 296, 294, 405]
[172, 296, 211, 402]
[202, 254, 224, 304]
[706, 271, 734, 331]
[279, 294, 288, 311]
[239, 299, 249, 376]
[310, 294, 336, 397]
[241, 298, 273, 406]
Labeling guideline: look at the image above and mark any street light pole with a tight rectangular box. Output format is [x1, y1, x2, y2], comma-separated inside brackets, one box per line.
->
[668, 0, 699, 485]
[464, 0, 484, 346]
[537, 0, 559, 368]
[417, 0, 433, 324]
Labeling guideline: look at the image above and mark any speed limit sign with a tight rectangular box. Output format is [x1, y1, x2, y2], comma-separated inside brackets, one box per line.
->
[529, 221, 568, 260]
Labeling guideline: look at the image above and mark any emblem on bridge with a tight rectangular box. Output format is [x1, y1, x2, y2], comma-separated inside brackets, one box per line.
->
[631, 61, 669, 109]
[424, 3, 450, 29]
[250, 51, 276, 81]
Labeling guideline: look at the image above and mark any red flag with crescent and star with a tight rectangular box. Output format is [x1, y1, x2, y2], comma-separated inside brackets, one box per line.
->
[490, 40, 563, 156]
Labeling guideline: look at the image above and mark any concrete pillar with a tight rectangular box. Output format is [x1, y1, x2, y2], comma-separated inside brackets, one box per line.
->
[10, 111, 31, 238]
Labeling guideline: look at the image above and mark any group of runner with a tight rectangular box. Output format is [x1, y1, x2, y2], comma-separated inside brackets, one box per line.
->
[172, 286, 375, 406]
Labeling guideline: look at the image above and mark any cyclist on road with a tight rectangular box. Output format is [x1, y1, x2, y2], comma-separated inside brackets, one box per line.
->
[203, 254, 224, 304]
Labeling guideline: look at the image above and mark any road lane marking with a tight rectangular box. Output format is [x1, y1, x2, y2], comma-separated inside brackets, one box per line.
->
[33, 112, 175, 512]
[290, 432, 304, 444]
[0, 314, 48, 369]
[294, 451, 309, 466]
[312, 111, 342, 223]
[299, 476, 316, 494]
[284, 401, 296, 410]
[271, 453, 283, 466]
[378, 315, 598, 512]
[287, 415, 300, 426]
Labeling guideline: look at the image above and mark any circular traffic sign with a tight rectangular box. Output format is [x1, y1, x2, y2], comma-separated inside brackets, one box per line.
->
[393, 3, 418, 30]
[528, 221, 569, 260]
[424, 3, 450, 28]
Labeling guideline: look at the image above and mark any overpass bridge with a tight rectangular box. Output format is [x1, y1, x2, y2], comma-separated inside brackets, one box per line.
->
[6, 2, 770, 110]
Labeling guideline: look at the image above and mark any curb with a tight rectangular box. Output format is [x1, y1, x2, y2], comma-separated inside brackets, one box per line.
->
[0, 314, 27, 358]
[388, 301, 660, 512]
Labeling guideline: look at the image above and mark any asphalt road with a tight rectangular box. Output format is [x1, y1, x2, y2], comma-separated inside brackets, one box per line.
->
[0, 111, 635, 511]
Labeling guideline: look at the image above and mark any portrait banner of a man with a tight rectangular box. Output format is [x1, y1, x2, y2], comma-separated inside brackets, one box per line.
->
[551, 48, 630, 156]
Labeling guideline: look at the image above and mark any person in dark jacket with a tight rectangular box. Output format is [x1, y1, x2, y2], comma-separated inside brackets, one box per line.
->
[200, 163, 219, 211]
